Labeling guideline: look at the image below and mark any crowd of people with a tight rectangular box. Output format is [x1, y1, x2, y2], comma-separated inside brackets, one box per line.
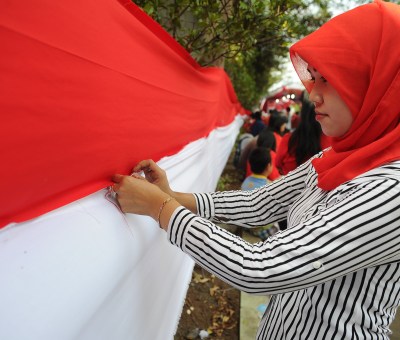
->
[235, 91, 333, 237]
[239, 91, 331, 180]
[112, 1, 400, 339]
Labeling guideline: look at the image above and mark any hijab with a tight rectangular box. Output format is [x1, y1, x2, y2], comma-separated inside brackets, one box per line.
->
[290, 0, 400, 191]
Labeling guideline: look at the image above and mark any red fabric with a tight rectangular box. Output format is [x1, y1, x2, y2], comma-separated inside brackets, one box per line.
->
[275, 134, 295, 175]
[291, 114, 300, 130]
[261, 115, 270, 126]
[276, 133, 332, 175]
[0, 1, 246, 227]
[246, 151, 280, 181]
[290, 0, 400, 190]
[273, 132, 282, 151]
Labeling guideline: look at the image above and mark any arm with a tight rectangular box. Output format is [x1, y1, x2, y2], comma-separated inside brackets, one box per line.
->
[113, 157, 309, 230]
[195, 157, 310, 227]
[167, 170, 400, 295]
[171, 191, 197, 214]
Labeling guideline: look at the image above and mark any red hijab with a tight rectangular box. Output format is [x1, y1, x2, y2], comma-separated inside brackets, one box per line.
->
[290, 0, 400, 191]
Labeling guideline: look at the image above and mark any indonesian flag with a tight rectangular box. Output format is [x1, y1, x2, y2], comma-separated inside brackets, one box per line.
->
[0, 1, 245, 339]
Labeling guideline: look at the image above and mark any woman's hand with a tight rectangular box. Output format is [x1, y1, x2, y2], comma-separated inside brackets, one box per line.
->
[132, 159, 173, 196]
[116, 159, 198, 220]
[112, 174, 169, 220]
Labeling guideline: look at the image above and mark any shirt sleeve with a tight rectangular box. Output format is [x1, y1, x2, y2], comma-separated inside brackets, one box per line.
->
[194, 158, 310, 227]
[167, 170, 400, 296]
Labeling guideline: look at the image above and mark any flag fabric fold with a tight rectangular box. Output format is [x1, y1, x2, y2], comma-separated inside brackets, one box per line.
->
[0, 0, 245, 227]
[0, 1, 245, 338]
[0, 119, 243, 339]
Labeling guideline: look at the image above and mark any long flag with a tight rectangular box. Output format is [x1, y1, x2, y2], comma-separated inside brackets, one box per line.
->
[0, 1, 245, 339]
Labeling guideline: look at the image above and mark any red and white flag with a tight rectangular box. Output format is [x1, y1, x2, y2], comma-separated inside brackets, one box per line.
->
[0, 1, 245, 339]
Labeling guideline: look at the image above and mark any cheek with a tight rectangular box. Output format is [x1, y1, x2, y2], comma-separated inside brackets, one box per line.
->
[342, 106, 354, 129]
[331, 95, 353, 128]
[346, 113, 354, 127]
[337, 108, 354, 136]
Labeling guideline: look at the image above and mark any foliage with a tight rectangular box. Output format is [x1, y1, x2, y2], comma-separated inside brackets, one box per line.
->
[135, 0, 330, 66]
[134, 0, 397, 108]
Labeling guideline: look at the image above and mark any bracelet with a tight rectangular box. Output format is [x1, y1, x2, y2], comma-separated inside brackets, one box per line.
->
[157, 196, 174, 228]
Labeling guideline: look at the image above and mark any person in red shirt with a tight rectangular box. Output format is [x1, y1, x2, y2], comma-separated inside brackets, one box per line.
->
[243, 128, 281, 181]
[268, 113, 288, 151]
[276, 97, 332, 175]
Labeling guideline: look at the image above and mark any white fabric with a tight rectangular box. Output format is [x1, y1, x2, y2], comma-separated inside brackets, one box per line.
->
[0, 116, 243, 340]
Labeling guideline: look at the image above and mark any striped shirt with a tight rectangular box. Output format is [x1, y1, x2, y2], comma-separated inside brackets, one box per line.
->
[167, 157, 400, 339]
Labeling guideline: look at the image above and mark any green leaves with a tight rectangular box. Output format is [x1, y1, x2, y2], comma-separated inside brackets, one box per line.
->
[133, 0, 335, 107]
[142, 2, 154, 15]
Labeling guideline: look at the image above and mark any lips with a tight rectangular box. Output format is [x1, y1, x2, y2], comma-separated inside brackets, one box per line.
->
[315, 111, 328, 121]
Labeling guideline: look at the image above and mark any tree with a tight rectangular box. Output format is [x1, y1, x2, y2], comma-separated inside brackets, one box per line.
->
[134, 1, 397, 108]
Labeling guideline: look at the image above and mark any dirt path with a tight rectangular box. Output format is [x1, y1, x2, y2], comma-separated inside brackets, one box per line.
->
[174, 150, 244, 340]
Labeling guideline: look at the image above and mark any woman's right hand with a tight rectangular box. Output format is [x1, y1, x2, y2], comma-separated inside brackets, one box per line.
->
[112, 174, 169, 220]
[132, 159, 198, 215]
[132, 159, 173, 196]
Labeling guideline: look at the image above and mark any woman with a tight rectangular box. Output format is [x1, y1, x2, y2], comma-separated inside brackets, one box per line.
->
[113, 1, 400, 338]
[249, 110, 266, 137]
[268, 113, 288, 148]
[276, 97, 332, 175]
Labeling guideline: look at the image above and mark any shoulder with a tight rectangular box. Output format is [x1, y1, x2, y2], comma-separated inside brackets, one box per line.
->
[241, 176, 255, 190]
[325, 160, 400, 207]
[282, 132, 292, 142]
[283, 133, 292, 148]
[349, 160, 400, 194]
[279, 133, 291, 148]
[349, 160, 400, 185]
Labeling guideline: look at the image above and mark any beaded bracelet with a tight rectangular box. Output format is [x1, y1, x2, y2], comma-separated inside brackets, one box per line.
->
[157, 196, 174, 228]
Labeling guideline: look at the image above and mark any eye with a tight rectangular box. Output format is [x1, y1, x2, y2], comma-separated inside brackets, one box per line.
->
[320, 76, 327, 83]
[309, 76, 315, 83]
[306, 69, 315, 82]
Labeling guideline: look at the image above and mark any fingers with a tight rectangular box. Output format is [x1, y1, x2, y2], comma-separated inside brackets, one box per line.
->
[112, 174, 124, 183]
[111, 174, 124, 194]
[131, 173, 145, 180]
[111, 174, 129, 194]
[133, 160, 149, 172]
[133, 159, 156, 173]
[111, 172, 146, 193]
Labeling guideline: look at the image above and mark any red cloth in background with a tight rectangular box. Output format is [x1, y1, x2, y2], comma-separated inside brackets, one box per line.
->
[276, 133, 332, 175]
[275, 134, 296, 175]
[0, 0, 246, 227]
[273, 132, 282, 151]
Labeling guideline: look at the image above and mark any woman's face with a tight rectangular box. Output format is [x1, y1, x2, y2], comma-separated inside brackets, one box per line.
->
[308, 67, 353, 137]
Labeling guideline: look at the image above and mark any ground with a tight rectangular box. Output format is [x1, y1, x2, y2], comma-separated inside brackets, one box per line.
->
[174, 149, 245, 340]
[174, 264, 240, 340]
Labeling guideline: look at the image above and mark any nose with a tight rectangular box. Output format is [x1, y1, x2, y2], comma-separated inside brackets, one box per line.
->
[309, 85, 323, 108]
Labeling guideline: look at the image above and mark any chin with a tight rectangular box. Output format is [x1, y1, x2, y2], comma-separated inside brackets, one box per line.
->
[321, 127, 332, 137]
[321, 126, 340, 138]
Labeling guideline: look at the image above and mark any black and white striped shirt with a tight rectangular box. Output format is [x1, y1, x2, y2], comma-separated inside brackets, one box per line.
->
[167, 158, 400, 339]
